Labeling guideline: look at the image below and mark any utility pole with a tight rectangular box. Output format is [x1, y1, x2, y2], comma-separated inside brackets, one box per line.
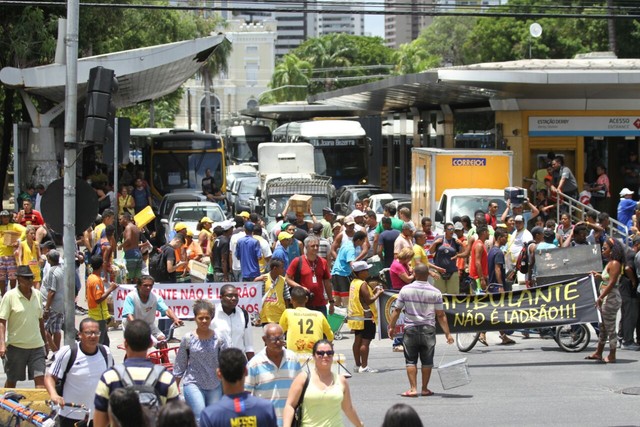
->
[63, 0, 79, 346]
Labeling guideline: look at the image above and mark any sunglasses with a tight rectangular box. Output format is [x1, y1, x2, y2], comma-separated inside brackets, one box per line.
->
[315, 350, 335, 357]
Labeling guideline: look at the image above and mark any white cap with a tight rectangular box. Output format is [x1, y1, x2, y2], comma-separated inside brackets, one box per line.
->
[620, 188, 634, 196]
[514, 215, 524, 222]
[350, 209, 365, 217]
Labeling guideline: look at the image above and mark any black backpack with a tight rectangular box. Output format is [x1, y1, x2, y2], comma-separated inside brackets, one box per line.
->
[149, 247, 168, 281]
[55, 343, 109, 395]
[515, 241, 535, 274]
[112, 364, 166, 427]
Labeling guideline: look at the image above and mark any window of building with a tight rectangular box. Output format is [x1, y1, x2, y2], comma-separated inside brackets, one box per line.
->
[246, 63, 259, 86]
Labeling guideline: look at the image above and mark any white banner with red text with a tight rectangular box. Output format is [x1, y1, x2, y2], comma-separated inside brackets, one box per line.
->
[112, 282, 263, 320]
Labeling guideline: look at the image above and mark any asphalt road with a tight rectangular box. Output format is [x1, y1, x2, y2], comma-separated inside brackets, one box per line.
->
[4, 316, 637, 427]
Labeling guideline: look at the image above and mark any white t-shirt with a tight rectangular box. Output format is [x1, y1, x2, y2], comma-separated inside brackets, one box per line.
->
[48, 343, 114, 419]
[229, 231, 246, 271]
[509, 228, 533, 263]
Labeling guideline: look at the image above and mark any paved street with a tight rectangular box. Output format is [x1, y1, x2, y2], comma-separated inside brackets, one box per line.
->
[4, 315, 637, 427]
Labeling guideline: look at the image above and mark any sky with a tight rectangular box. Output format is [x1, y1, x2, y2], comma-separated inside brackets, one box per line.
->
[365, 14, 385, 38]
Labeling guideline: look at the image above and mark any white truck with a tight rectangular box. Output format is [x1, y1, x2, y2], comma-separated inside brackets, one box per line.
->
[411, 148, 514, 230]
[256, 143, 334, 230]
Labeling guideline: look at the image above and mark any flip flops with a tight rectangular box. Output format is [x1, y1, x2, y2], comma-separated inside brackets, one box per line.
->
[478, 336, 488, 346]
[400, 391, 418, 398]
[584, 354, 603, 361]
[421, 390, 434, 396]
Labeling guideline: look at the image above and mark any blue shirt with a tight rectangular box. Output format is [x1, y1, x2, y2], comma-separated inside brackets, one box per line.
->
[235, 235, 262, 279]
[199, 392, 278, 427]
[617, 198, 636, 232]
[331, 240, 356, 277]
[271, 244, 290, 270]
[286, 239, 301, 260]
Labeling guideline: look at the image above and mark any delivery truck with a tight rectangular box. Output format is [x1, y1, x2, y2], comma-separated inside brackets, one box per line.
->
[411, 148, 513, 230]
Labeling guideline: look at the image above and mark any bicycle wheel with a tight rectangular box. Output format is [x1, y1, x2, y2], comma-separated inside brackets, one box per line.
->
[456, 332, 480, 352]
[555, 324, 591, 352]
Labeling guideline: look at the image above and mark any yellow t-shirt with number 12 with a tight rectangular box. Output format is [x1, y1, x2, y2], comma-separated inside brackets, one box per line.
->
[279, 307, 334, 354]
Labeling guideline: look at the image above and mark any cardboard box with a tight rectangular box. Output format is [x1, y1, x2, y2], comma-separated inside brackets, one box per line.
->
[2, 231, 20, 246]
[289, 194, 313, 213]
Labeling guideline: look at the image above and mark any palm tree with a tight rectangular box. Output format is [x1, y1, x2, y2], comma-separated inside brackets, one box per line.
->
[261, 54, 312, 103]
[297, 34, 354, 91]
[202, 38, 231, 133]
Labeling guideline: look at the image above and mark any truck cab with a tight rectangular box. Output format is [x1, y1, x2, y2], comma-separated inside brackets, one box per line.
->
[434, 188, 507, 232]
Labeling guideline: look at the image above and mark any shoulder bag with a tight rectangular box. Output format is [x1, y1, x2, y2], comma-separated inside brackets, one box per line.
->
[292, 372, 311, 427]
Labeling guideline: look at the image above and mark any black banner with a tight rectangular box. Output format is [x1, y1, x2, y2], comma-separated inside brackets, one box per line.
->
[377, 276, 600, 338]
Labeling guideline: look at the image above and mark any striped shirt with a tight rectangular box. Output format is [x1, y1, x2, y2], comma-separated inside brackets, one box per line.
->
[395, 280, 443, 328]
[245, 348, 301, 426]
[94, 358, 179, 412]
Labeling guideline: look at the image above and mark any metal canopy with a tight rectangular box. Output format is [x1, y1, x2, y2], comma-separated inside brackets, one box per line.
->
[309, 58, 640, 113]
[0, 34, 226, 108]
[240, 101, 371, 122]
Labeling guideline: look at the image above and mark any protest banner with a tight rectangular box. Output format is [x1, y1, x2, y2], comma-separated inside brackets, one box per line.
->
[378, 275, 599, 339]
[112, 282, 263, 320]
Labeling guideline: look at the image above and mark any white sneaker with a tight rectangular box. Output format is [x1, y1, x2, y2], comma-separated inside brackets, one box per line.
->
[358, 366, 379, 373]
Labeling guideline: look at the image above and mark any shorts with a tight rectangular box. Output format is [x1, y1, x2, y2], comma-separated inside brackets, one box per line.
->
[124, 251, 143, 281]
[353, 320, 376, 340]
[0, 256, 17, 282]
[403, 325, 436, 367]
[331, 275, 351, 298]
[3, 345, 46, 382]
[45, 311, 65, 334]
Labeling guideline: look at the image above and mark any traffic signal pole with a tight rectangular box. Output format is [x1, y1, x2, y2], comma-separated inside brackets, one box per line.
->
[63, 0, 79, 346]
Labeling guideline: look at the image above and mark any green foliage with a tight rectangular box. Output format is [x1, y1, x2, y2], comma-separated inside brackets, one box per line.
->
[121, 89, 183, 128]
[264, 34, 394, 101]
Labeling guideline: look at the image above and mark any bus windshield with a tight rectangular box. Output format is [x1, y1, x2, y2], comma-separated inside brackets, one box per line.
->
[151, 151, 223, 196]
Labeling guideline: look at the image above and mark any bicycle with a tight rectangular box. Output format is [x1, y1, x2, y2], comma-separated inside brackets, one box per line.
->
[0, 392, 89, 427]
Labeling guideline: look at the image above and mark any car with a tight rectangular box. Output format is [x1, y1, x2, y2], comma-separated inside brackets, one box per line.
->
[157, 191, 209, 222]
[227, 175, 258, 215]
[160, 201, 226, 243]
[333, 185, 386, 215]
[234, 176, 260, 215]
[368, 193, 412, 218]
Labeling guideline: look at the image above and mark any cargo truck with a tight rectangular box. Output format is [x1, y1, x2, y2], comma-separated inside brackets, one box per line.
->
[411, 148, 513, 231]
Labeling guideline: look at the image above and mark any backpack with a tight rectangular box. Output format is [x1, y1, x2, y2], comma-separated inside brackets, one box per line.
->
[515, 241, 535, 274]
[55, 344, 109, 395]
[149, 247, 168, 281]
[112, 364, 166, 427]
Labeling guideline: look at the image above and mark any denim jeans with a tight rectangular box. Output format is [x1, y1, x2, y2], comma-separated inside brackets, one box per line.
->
[183, 383, 222, 423]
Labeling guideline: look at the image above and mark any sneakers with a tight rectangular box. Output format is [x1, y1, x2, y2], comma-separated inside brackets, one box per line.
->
[353, 366, 360, 373]
[358, 366, 379, 373]
[620, 343, 640, 351]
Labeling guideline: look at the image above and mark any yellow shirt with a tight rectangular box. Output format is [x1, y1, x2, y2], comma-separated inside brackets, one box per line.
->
[19, 240, 41, 282]
[260, 274, 288, 324]
[0, 287, 43, 348]
[347, 278, 377, 331]
[93, 223, 106, 245]
[412, 243, 428, 269]
[301, 372, 344, 427]
[279, 307, 334, 354]
[0, 223, 26, 257]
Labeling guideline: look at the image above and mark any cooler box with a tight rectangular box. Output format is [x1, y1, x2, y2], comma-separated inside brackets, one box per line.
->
[289, 194, 313, 213]
[504, 187, 526, 205]
[134, 205, 156, 229]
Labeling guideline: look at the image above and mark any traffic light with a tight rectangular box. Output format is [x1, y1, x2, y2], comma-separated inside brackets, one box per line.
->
[83, 66, 118, 144]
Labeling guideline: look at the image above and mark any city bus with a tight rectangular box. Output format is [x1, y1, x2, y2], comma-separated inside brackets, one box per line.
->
[224, 124, 272, 164]
[140, 129, 226, 202]
[454, 131, 496, 149]
[271, 120, 368, 188]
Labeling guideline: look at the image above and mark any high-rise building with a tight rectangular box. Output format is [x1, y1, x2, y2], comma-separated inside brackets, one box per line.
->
[315, 0, 365, 37]
[384, 0, 433, 49]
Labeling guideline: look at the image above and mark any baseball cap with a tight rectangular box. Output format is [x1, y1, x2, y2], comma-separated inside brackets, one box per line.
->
[620, 188, 634, 196]
[543, 228, 555, 240]
[174, 222, 188, 232]
[454, 221, 464, 231]
[312, 222, 324, 233]
[352, 261, 372, 272]
[344, 216, 355, 225]
[278, 231, 293, 241]
[332, 222, 342, 230]
[281, 222, 291, 231]
[200, 216, 214, 224]
[244, 221, 255, 232]
[16, 265, 34, 278]
[239, 211, 250, 218]
[514, 215, 524, 222]
[322, 207, 334, 215]
[221, 220, 234, 231]
[0, 210, 10, 217]
[276, 213, 284, 221]
[531, 226, 544, 236]
[351, 209, 365, 217]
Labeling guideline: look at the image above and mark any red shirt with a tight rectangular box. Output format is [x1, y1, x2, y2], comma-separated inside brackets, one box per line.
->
[469, 240, 488, 279]
[19, 209, 44, 227]
[287, 255, 331, 306]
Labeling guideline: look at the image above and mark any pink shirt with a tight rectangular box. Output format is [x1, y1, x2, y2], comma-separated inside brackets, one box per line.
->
[390, 259, 410, 290]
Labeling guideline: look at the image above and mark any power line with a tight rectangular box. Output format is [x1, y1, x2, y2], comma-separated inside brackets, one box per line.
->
[2, 0, 640, 19]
